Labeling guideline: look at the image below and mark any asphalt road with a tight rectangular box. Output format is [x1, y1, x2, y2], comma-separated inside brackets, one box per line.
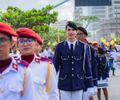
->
[94, 69, 120, 100]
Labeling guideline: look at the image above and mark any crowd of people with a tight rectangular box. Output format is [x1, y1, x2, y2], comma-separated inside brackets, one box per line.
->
[0, 21, 120, 100]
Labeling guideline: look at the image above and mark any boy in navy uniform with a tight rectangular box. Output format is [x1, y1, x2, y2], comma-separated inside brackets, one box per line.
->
[54, 21, 94, 100]
[76, 27, 98, 100]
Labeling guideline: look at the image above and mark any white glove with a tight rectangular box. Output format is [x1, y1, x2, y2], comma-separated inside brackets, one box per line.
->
[106, 78, 109, 82]
[87, 87, 96, 96]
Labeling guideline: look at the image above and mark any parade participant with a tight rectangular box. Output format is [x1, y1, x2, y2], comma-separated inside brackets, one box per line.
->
[54, 21, 94, 100]
[9, 44, 20, 57]
[34, 34, 43, 57]
[43, 47, 53, 60]
[16, 28, 59, 100]
[0, 22, 35, 100]
[92, 42, 99, 51]
[76, 27, 98, 100]
[108, 45, 115, 76]
[96, 47, 109, 100]
[115, 42, 120, 52]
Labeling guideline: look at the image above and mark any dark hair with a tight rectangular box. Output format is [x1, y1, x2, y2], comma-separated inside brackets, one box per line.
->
[98, 47, 105, 55]
[65, 21, 77, 30]
[77, 26, 88, 36]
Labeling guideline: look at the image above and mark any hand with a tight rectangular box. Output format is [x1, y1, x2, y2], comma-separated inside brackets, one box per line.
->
[106, 78, 109, 82]
[87, 87, 96, 96]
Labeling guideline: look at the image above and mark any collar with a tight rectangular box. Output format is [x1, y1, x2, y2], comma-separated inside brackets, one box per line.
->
[2, 58, 18, 75]
[31, 54, 40, 64]
[67, 40, 77, 49]
[20, 53, 40, 64]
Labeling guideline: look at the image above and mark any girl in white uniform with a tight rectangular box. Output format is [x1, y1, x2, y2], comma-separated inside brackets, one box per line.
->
[0, 22, 35, 100]
[16, 28, 59, 100]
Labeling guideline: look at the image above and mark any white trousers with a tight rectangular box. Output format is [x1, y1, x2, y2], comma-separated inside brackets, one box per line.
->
[60, 90, 83, 100]
[82, 91, 89, 100]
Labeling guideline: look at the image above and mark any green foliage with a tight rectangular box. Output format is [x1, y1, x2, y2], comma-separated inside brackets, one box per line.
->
[0, 5, 58, 33]
[74, 15, 99, 28]
[0, 5, 61, 46]
[41, 27, 66, 47]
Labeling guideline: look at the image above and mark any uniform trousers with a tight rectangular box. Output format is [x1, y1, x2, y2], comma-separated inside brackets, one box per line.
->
[82, 91, 89, 100]
[60, 90, 83, 100]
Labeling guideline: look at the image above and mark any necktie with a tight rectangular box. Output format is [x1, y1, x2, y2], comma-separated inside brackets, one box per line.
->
[70, 44, 73, 53]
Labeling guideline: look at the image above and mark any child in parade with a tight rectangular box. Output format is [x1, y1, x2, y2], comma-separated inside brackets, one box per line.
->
[76, 27, 98, 100]
[54, 21, 94, 100]
[0, 22, 35, 100]
[16, 28, 59, 100]
[96, 47, 109, 100]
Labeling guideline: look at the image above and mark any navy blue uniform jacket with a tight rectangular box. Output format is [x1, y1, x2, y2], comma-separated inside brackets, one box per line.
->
[54, 40, 93, 91]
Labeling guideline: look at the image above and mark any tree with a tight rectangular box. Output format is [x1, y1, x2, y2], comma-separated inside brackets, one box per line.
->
[0, 5, 60, 46]
[74, 15, 99, 28]
[0, 5, 58, 33]
[42, 27, 66, 47]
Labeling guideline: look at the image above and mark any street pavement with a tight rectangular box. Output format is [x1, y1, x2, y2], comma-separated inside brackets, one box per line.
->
[94, 69, 120, 100]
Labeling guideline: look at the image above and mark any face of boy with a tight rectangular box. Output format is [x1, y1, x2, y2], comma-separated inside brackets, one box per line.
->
[66, 26, 77, 41]
[0, 32, 13, 60]
[76, 30, 86, 41]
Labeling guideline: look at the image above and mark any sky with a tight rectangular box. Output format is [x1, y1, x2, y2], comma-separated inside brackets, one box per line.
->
[0, 0, 74, 21]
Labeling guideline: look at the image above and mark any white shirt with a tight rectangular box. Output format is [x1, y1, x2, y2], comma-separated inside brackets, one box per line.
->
[0, 57, 35, 100]
[20, 54, 59, 100]
[67, 40, 77, 50]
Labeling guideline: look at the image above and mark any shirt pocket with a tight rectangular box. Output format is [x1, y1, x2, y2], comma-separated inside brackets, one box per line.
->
[77, 74, 84, 80]
[6, 81, 23, 99]
[8, 84, 22, 93]
[61, 55, 69, 61]
[33, 77, 46, 90]
[74, 56, 82, 61]
[33, 77, 45, 85]
[59, 74, 67, 81]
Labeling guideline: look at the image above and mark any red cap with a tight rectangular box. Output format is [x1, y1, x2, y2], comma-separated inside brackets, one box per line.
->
[0, 22, 17, 36]
[16, 28, 43, 44]
[16, 28, 37, 39]
[36, 34, 43, 45]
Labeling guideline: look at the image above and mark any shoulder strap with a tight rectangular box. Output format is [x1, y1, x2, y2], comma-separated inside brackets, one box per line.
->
[88, 46, 92, 61]
[83, 44, 87, 74]
[45, 62, 51, 93]
[22, 67, 27, 96]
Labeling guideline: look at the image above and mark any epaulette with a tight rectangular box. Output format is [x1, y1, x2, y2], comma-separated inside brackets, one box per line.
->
[12, 63, 18, 71]
[35, 58, 40, 63]
[40, 57, 52, 63]
[15, 58, 29, 68]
